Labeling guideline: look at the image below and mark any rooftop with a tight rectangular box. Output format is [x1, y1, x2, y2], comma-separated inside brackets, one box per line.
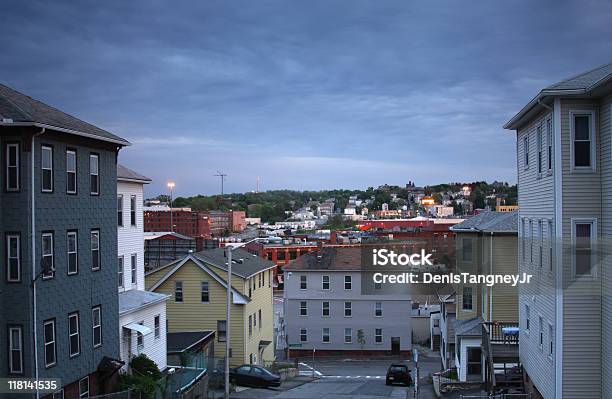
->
[283, 247, 363, 271]
[167, 331, 215, 353]
[118, 290, 168, 315]
[0, 83, 130, 146]
[117, 164, 151, 184]
[450, 210, 518, 234]
[192, 247, 276, 278]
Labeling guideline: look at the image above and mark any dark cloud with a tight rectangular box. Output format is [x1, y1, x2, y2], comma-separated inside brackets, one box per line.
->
[2, 0, 612, 196]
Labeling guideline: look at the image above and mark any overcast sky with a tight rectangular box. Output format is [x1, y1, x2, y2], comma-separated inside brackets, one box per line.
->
[2, 1, 612, 197]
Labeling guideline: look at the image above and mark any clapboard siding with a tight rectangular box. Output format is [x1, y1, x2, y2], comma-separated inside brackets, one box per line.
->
[490, 235, 519, 322]
[119, 300, 167, 370]
[118, 180, 146, 291]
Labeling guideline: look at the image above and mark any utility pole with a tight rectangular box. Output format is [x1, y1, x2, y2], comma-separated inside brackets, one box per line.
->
[214, 170, 227, 196]
[256, 176, 260, 193]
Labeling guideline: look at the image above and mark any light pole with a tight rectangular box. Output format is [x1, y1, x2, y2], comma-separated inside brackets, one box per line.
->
[224, 237, 265, 399]
[167, 181, 175, 232]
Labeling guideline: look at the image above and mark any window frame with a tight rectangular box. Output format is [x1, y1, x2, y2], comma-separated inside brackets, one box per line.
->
[43, 318, 57, 368]
[523, 135, 529, 170]
[175, 281, 184, 302]
[344, 328, 352, 344]
[5, 142, 20, 192]
[322, 275, 330, 290]
[571, 218, 597, 279]
[462, 238, 473, 262]
[344, 301, 352, 317]
[546, 116, 553, 173]
[154, 315, 161, 338]
[548, 219, 554, 272]
[130, 195, 137, 226]
[66, 149, 77, 194]
[538, 315, 543, 351]
[201, 281, 210, 303]
[569, 110, 596, 172]
[41, 232, 55, 280]
[375, 328, 383, 344]
[299, 301, 308, 316]
[41, 145, 53, 193]
[6, 233, 21, 282]
[117, 256, 124, 288]
[68, 312, 80, 358]
[117, 195, 123, 226]
[462, 286, 473, 311]
[322, 301, 330, 317]
[525, 304, 530, 333]
[344, 275, 352, 290]
[91, 230, 100, 271]
[130, 254, 137, 285]
[375, 302, 383, 317]
[548, 323, 554, 359]
[537, 123, 543, 175]
[217, 320, 227, 342]
[8, 325, 24, 374]
[322, 327, 330, 343]
[79, 377, 89, 399]
[299, 275, 307, 290]
[300, 328, 308, 342]
[67, 230, 78, 275]
[92, 306, 102, 348]
[89, 153, 100, 195]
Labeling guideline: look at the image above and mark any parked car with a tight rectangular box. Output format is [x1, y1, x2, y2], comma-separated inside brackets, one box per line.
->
[385, 363, 412, 386]
[230, 364, 282, 388]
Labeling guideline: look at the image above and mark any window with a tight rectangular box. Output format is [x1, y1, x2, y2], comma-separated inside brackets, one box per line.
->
[137, 321, 144, 348]
[375, 302, 383, 317]
[548, 323, 554, 358]
[573, 220, 596, 277]
[43, 319, 56, 368]
[42, 232, 54, 279]
[91, 230, 100, 271]
[92, 306, 102, 348]
[344, 301, 352, 317]
[537, 124, 543, 174]
[248, 315, 252, 337]
[570, 112, 595, 169]
[523, 135, 529, 169]
[344, 275, 352, 290]
[322, 328, 330, 343]
[79, 377, 89, 398]
[538, 316, 543, 351]
[90, 154, 99, 194]
[344, 328, 352, 343]
[175, 281, 183, 302]
[66, 150, 77, 194]
[259, 309, 262, 330]
[529, 220, 533, 264]
[254, 311, 257, 327]
[67, 231, 78, 275]
[117, 257, 124, 288]
[130, 195, 137, 226]
[525, 304, 530, 331]
[322, 301, 330, 317]
[300, 328, 307, 342]
[375, 281, 382, 290]
[8, 326, 23, 373]
[201, 281, 209, 302]
[68, 313, 80, 357]
[462, 238, 473, 262]
[277, 251, 286, 261]
[6, 143, 19, 191]
[42, 145, 53, 192]
[521, 218, 526, 262]
[548, 220, 554, 272]
[547, 117, 553, 171]
[462, 286, 473, 311]
[322, 275, 330, 290]
[154, 315, 160, 338]
[289, 250, 297, 260]
[217, 320, 227, 342]
[266, 252, 273, 261]
[375, 328, 383, 343]
[129, 254, 137, 284]
[6, 234, 20, 282]
[538, 220, 543, 268]
[300, 301, 307, 316]
[300, 275, 307, 290]
[117, 195, 123, 226]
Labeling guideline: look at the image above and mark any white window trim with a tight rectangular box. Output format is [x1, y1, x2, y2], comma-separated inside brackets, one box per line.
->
[538, 315, 544, 352]
[67, 231, 78, 275]
[548, 219, 554, 273]
[322, 275, 330, 290]
[299, 275, 307, 290]
[462, 286, 473, 311]
[43, 319, 56, 368]
[322, 328, 331, 343]
[524, 303, 531, 334]
[66, 149, 77, 194]
[344, 328, 352, 344]
[375, 328, 383, 344]
[117, 195, 123, 227]
[569, 110, 597, 172]
[344, 301, 352, 317]
[154, 315, 161, 338]
[299, 301, 308, 316]
[131, 254, 137, 285]
[537, 123, 543, 176]
[42, 232, 54, 279]
[130, 195, 137, 226]
[300, 328, 308, 342]
[79, 376, 89, 399]
[68, 313, 80, 357]
[344, 275, 352, 290]
[571, 217, 598, 279]
[375, 302, 383, 317]
[8, 326, 23, 374]
[7, 234, 21, 282]
[41, 145, 53, 192]
[91, 230, 100, 271]
[201, 281, 210, 303]
[548, 322, 554, 360]
[546, 116, 553, 174]
[118, 256, 124, 289]
[92, 306, 102, 348]
[6, 143, 19, 191]
[523, 135, 529, 170]
[322, 301, 330, 317]
[175, 281, 183, 302]
[90, 154, 99, 195]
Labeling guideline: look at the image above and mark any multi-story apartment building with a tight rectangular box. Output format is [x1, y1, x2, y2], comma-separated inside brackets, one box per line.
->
[449, 211, 519, 383]
[145, 248, 276, 367]
[117, 165, 168, 372]
[504, 62, 612, 399]
[0, 83, 129, 397]
[144, 209, 212, 238]
[283, 247, 412, 356]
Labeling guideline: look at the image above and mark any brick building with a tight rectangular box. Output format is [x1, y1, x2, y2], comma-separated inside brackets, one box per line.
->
[144, 209, 212, 238]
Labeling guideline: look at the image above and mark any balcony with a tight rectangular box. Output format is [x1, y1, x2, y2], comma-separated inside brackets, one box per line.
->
[482, 321, 522, 394]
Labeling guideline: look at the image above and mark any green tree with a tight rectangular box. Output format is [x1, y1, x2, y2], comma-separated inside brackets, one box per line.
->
[357, 329, 366, 354]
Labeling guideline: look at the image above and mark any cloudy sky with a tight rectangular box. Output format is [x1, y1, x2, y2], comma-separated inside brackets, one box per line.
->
[2, 1, 612, 197]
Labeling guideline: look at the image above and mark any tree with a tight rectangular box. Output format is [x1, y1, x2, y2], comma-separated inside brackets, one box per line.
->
[119, 354, 162, 399]
[357, 329, 366, 355]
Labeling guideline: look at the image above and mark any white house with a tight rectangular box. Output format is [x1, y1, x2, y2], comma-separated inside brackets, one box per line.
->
[117, 165, 169, 371]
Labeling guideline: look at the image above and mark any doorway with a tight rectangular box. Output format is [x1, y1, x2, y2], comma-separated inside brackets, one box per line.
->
[391, 337, 400, 355]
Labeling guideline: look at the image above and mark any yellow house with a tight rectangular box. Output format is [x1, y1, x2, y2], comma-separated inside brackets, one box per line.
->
[145, 248, 276, 367]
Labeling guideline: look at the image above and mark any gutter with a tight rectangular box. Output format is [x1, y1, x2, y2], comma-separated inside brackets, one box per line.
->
[0, 121, 131, 146]
[31, 127, 45, 399]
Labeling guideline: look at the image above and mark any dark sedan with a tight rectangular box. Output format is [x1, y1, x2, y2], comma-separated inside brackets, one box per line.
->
[386, 363, 412, 386]
[230, 364, 281, 388]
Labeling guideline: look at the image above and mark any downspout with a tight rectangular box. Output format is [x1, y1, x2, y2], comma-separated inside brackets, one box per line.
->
[31, 127, 45, 399]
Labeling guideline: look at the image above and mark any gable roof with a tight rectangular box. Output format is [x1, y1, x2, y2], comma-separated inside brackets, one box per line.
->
[192, 247, 276, 278]
[504, 61, 612, 130]
[283, 247, 362, 271]
[450, 211, 518, 234]
[0, 83, 130, 146]
[117, 164, 151, 184]
[146, 255, 250, 304]
[455, 316, 484, 337]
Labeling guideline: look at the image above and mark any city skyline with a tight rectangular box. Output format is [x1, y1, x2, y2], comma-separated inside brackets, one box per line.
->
[2, 1, 612, 196]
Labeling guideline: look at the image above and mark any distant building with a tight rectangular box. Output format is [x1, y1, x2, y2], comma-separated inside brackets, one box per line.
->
[144, 232, 197, 270]
[144, 209, 212, 238]
[230, 210, 246, 232]
[432, 205, 454, 218]
[496, 205, 518, 212]
[373, 209, 402, 219]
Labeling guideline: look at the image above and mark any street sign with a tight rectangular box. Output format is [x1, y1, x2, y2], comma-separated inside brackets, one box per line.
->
[288, 343, 302, 348]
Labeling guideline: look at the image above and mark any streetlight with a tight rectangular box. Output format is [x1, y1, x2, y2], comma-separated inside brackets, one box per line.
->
[167, 181, 175, 232]
[224, 237, 266, 399]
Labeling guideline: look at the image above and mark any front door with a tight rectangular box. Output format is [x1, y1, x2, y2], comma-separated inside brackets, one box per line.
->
[391, 337, 400, 355]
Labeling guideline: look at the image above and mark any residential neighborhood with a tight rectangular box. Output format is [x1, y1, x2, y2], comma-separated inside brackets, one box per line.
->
[2, 2, 612, 399]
